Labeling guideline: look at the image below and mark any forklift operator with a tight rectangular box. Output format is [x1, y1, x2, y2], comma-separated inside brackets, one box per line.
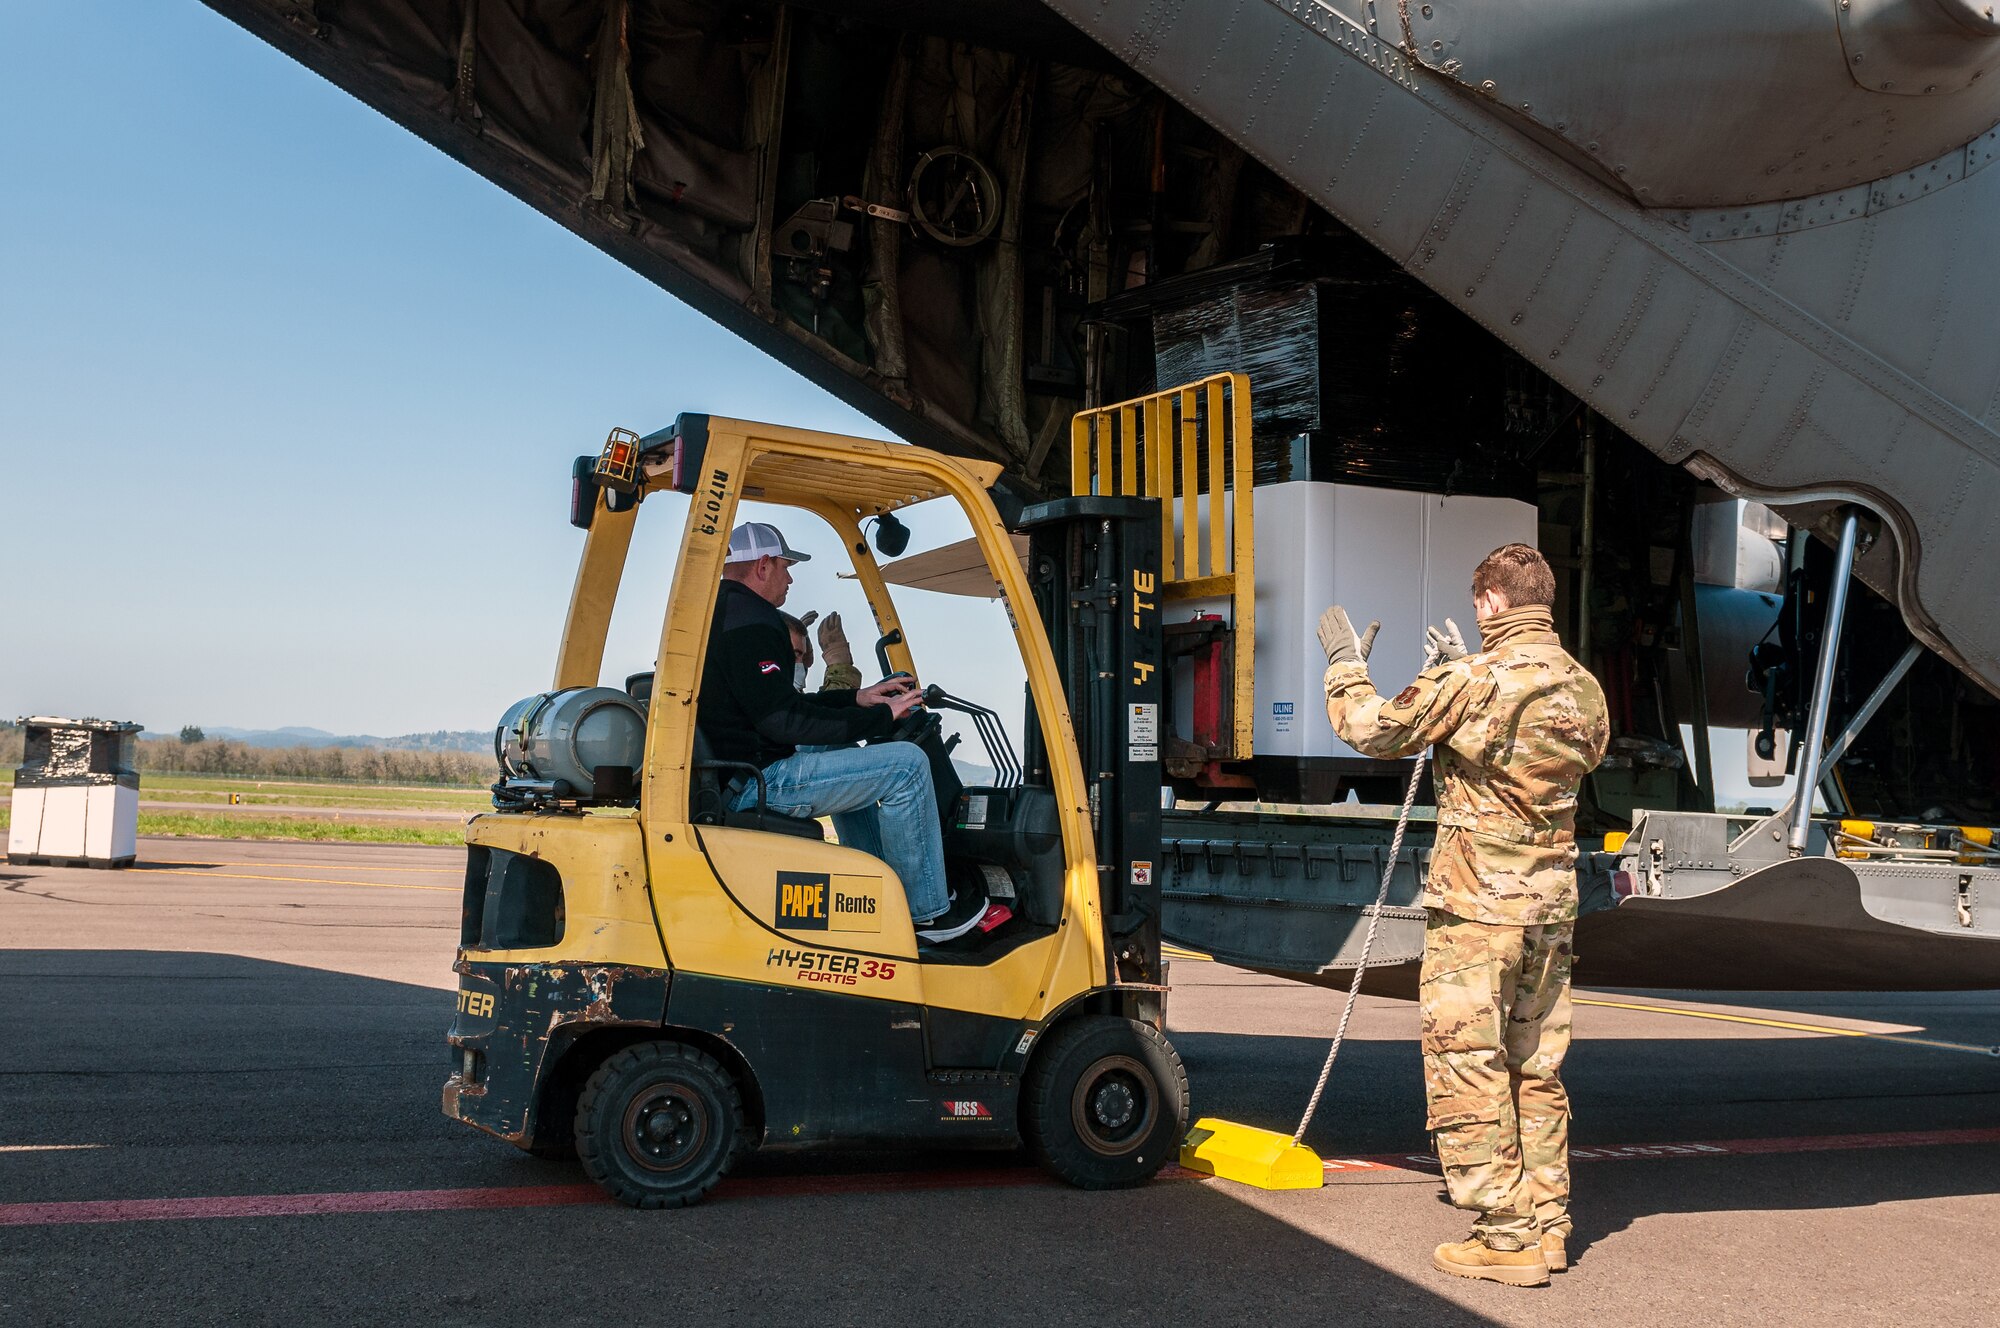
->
[697, 522, 989, 944]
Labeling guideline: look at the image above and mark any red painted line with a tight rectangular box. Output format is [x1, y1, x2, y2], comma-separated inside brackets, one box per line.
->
[5, 1125, 1996, 1227]
[0, 1184, 602, 1228]
[0, 1167, 1060, 1229]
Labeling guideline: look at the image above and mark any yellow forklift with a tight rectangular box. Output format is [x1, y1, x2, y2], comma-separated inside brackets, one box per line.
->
[441, 391, 1252, 1205]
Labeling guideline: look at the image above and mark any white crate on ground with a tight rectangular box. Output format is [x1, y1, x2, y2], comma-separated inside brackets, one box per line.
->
[8, 716, 143, 867]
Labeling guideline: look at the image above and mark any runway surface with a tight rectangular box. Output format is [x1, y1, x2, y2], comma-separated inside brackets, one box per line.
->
[3, 839, 1996, 1325]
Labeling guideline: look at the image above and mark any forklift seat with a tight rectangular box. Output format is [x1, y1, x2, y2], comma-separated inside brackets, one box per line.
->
[690, 729, 825, 841]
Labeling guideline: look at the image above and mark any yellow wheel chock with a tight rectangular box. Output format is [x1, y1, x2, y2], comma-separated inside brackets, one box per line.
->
[1179, 1117, 1325, 1190]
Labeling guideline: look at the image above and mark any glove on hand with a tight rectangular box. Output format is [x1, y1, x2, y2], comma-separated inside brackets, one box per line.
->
[817, 611, 853, 667]
[1425, 617, 1468, 663]
[1316, 606, 1380, 666]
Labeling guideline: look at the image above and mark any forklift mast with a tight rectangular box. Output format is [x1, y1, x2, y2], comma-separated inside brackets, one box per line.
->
[1020, 495, 1165, 989]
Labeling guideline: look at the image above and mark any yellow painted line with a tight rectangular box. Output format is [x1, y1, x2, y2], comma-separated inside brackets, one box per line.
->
[1576, 997, 1879, 1037]
[144, 860, 461, 875]
[1163, 944, 1213, 961]
[1576, 997, 2000, 1057]
[127, 867, 456, 894]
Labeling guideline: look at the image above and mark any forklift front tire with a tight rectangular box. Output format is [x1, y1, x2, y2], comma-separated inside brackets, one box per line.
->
[575, 1040, 748, 1208]
[1024, 1016, 1188, 1190]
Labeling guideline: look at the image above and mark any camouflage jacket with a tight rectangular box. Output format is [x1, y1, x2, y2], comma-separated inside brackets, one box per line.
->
[821, 662, 862, 692]
[1323, 605, 1609, 926]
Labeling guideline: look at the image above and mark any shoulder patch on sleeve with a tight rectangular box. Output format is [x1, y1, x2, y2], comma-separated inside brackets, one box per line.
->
[1392, 685, 1422, 707]
[758, 660, 782, 675]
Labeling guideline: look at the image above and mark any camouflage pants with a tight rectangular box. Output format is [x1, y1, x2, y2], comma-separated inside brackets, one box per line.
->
[1419, 909, 1574, 1250]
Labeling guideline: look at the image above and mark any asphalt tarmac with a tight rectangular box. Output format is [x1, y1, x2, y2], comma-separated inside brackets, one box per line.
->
[3, 839, 1997, 1325]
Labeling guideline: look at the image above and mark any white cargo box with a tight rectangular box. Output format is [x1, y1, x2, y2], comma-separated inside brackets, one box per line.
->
[8, 785, 140, 864]
[1173, 481, 1537, 764]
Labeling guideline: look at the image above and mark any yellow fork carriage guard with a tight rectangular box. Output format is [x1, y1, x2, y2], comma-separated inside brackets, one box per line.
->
[443, 414, 1189, 1207]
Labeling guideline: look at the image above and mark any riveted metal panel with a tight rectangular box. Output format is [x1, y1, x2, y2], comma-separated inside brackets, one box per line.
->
[1777, 189, 1872, 231]
[1870, 156, 1968, 210]
[1680, 323, 1907, 485]
[1689, 206, 1785, 243]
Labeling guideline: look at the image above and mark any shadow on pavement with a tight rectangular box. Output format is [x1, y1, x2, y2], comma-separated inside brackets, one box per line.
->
[0, 950, 1504, 1325]
[1174, 1013, 2000, 1273]
[7, 949, 1995, 1320]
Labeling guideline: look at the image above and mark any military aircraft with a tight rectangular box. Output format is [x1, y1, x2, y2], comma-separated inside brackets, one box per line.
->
[195, 0, 2000, 992]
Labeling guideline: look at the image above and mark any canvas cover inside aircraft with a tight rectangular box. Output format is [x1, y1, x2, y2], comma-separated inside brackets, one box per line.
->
[203, 0, 2000, 705]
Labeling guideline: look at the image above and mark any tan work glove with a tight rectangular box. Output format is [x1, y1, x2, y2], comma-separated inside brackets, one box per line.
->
[1316, 605, 1380, 666]
[816, 611, 853, 668]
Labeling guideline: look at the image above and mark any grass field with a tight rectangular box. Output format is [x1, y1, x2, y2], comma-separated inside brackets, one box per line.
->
[130, 811, 466, 845]
[135, 774, 490, 812]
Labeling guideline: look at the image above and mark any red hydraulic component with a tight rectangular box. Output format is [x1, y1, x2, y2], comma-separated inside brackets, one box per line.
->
[1190, 612, 1228, 755]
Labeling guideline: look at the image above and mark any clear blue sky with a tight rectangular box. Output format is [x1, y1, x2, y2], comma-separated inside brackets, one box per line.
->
[0, 1, 1021, 739]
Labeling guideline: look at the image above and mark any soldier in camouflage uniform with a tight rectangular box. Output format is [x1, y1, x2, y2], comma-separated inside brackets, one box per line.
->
[1319, 543, 1608, 1288]
[783, 610, 864, 691]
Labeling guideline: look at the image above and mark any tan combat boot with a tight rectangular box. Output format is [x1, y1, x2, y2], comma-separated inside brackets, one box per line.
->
[1432, 1237, 1551, 1287]
[1541, 1228, 1568, 1273]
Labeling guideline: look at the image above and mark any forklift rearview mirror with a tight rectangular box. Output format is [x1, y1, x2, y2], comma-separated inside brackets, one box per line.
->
[570, 455, 599, 530]
[873, 511, 911, 557]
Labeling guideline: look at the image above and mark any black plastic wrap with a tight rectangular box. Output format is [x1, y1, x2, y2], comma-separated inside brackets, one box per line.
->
[14, 718, 141, 789]
[1102, 241, 1538, 499]
[1152, 280, 1322, 453]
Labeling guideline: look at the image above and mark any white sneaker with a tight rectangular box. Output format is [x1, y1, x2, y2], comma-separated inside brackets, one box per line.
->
[915, 889, 988, 943]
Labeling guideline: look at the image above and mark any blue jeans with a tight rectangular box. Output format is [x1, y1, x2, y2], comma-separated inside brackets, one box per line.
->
[733, 743, 950, 922]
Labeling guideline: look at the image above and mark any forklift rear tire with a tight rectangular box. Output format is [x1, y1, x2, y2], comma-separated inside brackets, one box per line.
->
[575, 1040, 747, 1208]
[1023, 1016, 1188, 1190]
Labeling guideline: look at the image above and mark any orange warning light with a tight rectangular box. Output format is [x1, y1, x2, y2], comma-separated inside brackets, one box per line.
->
[594, 426, 643, 494]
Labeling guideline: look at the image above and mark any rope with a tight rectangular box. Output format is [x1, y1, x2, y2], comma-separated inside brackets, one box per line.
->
[1292, 644, 1439, 1146]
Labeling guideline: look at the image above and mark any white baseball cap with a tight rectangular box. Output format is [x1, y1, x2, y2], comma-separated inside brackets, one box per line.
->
[725, 521, 811, 564]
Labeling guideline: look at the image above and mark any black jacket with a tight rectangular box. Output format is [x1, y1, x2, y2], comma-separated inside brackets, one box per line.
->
[696, 580, 894, 769]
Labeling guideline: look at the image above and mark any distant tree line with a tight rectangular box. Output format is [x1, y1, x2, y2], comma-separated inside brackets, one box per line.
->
[133, 737, 491, 785]
[4, 723, 491, 785]
[0, 723, 488, 786]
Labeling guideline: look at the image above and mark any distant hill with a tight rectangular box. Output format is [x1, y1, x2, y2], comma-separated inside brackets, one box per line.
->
[204, 726, 488, 753]
[951, 760, 997, 786]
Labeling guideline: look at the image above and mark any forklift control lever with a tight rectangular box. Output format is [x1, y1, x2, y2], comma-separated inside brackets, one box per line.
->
[874, 628, 904, 677]
[923, 686, 1022, 787]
